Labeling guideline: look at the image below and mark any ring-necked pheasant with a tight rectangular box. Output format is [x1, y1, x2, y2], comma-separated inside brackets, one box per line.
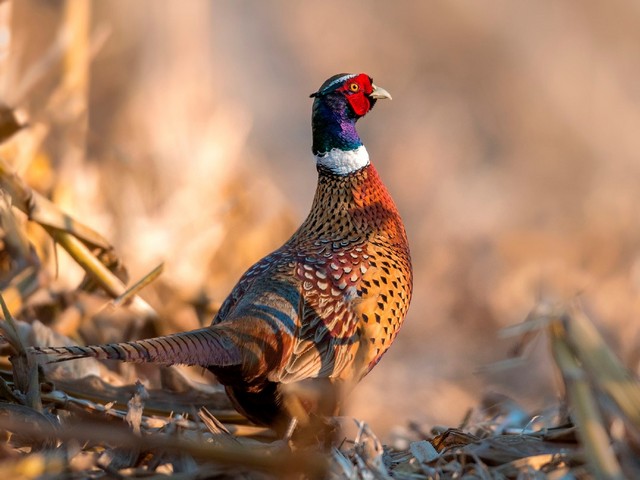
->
[30, 73, 413, 430]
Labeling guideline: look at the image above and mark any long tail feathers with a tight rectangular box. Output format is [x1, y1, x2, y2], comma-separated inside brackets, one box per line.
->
[28, 327, 242, 368]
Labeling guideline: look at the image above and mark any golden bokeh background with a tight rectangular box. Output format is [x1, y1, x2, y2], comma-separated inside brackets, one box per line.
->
[5, 1, 640, 436]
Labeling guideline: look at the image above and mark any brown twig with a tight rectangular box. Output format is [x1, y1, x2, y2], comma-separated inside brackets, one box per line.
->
[0, 416, 327, 477]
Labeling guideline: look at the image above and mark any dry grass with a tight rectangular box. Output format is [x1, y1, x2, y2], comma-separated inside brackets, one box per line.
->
[1, 1, 640, 478]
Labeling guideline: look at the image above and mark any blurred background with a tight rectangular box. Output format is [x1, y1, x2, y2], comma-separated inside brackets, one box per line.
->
[3, 0, 640, 437]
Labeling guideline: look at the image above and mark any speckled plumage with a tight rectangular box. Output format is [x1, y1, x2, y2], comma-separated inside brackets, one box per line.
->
[30, 73, 413, 429]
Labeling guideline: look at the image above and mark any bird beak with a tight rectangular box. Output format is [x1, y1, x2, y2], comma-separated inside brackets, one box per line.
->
[369, 84, 392, 100]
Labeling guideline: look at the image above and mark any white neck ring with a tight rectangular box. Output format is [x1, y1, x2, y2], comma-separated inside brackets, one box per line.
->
[315, 146, 370, 175]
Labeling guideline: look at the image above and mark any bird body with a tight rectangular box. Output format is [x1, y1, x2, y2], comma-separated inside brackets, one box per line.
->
[31, 73, 413, 429]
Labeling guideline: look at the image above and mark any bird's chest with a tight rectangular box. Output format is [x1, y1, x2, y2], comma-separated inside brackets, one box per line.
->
[295, 239, 411, 378]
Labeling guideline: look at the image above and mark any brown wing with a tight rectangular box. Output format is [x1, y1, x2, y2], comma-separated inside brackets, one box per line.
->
[212, 250, 293, 325]
[271, 238, 412, 385]
[269, 247, 370, 385]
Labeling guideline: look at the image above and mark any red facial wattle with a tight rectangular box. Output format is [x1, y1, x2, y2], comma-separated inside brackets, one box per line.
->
[346, 92, 371, 116]
[339, 73, 375, 117]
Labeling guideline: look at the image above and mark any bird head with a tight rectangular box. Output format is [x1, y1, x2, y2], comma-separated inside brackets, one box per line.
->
[310, 73, 392, 119]
[310, 73, 391, 163]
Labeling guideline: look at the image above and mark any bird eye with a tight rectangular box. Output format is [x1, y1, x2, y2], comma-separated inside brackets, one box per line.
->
[348, 83, 360, 92]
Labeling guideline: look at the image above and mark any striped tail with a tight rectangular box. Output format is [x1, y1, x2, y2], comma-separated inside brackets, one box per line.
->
[28, 327, 242, 367]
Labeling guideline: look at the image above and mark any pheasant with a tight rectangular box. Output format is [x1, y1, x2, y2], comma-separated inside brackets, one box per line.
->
[30, 73, 413, 430]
